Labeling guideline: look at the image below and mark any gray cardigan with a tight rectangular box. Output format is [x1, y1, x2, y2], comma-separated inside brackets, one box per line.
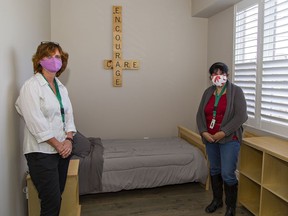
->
[196, 80, 248, 144]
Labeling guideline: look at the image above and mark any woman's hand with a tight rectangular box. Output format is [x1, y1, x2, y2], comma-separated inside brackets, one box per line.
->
[212, 131, 226, 142]
[202, 132, 215, 143]
[59, 140, 73, 158]
[202, 131, 226, 143]
[46, 137, 72, 158]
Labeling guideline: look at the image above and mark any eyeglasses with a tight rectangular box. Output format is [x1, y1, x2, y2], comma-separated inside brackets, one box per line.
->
[40, 41, 59, 46]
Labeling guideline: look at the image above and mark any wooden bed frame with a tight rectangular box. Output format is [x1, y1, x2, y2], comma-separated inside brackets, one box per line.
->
[178, 125, 210, 190]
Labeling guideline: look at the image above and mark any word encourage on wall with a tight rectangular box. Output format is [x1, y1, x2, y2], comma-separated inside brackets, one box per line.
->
[104, 6, 140, 87]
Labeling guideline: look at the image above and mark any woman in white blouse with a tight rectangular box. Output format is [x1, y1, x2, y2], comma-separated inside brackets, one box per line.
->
[15, 41, 76, 216]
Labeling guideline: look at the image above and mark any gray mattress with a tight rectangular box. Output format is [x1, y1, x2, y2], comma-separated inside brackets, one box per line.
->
[74, 137, 208, 195]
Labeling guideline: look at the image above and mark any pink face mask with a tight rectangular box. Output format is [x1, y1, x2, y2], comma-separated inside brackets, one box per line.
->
[211, 74, 227, 87]
[40, 57, 62, 73]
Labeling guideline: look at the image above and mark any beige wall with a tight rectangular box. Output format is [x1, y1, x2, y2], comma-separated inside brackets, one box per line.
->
[0, 1, 50, 215]
[207, 6, 234, 85]
[191, 0, 241, 17]
[51, 0, 208, 139]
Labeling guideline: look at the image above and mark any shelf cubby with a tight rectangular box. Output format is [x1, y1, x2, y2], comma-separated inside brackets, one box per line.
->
[262, 153, 288, 202]
[238, 174, 260, 215]
[239, 136, 288, 216]
[261, 188, 288, 216]
[239, 143, 263, 184]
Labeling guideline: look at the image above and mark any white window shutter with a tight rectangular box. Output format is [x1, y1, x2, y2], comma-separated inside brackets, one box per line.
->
[234, 0, 288, 137]
[261, 0, 288, 127]
[234, 2, 258, 123]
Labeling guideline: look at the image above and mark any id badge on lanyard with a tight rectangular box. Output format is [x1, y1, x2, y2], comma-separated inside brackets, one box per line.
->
[209, 119, 216, 129]
[209, 84, 226, 129]
[42, 74, 66, 131]
[55, 80, 65, 131]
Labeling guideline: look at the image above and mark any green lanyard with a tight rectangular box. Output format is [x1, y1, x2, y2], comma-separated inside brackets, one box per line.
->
[41, 74, 65, 126]
[213, 84, 227, 119]
[209, 84, 227, 129]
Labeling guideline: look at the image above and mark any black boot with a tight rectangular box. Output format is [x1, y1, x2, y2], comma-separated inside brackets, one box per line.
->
[224, 182, 238, 216]
[205, 174, 223, 213]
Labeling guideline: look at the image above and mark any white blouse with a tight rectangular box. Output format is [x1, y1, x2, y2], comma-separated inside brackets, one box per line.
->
[15, 73, 76, 154]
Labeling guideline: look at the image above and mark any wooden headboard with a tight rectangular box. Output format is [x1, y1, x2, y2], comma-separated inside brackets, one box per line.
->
[177, 125, 209, 190]
[178, 125, 206, 158]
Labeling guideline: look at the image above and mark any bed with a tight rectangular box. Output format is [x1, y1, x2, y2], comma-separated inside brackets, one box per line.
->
[71, 126, 209, 195]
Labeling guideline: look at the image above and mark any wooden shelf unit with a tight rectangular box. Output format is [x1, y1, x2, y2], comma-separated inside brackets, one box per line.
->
[239, 137, 288, 216]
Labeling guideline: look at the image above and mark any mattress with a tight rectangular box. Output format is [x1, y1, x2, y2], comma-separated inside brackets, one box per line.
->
[100, 137, 208, 193]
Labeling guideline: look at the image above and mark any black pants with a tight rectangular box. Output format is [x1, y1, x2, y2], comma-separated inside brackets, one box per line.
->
[25, 153, 71, 216]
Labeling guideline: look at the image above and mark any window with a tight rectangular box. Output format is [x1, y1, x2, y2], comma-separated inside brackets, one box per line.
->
[234, 0, 288, 137]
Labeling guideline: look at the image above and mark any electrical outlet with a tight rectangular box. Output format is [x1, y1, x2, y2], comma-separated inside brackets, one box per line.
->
[23, 186, 29, 199]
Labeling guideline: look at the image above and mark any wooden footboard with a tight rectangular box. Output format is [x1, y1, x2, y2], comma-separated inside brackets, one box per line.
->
[178, 125, 210, 190]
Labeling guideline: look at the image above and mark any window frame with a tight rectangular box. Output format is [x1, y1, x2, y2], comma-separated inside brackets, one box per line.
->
[233, 0, 288, 138]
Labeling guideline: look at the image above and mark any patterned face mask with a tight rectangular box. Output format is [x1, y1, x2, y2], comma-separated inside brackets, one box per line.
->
[211, 74, 227, 87]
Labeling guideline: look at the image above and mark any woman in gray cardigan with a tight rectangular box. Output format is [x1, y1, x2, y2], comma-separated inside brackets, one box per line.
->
[196, 62, 247, 216]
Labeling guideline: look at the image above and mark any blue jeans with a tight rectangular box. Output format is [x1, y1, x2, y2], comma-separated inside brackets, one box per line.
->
[205, 140, 240, 185]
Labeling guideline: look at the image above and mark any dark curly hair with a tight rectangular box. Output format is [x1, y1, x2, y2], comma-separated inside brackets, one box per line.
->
[32, 41, 69, 77]
[209, 62, 229, 75]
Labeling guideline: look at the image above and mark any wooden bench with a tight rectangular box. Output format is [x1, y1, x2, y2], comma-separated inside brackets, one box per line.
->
[26, 159, 81, 216]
